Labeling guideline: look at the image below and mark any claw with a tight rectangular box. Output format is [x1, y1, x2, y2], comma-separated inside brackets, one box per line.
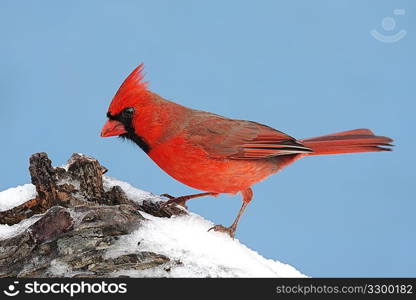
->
[159, 192, 216, 211]
[208, 224, 236, 239]
[160, 194, 188, 209]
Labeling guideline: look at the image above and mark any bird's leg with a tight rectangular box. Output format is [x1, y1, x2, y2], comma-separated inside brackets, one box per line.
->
[160, 192, 218, 209]
[208, 188, 253, 238]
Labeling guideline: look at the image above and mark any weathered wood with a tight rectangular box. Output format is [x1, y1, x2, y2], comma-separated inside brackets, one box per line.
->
[0, 153, 185, 224]
[0, 152, 186, 277]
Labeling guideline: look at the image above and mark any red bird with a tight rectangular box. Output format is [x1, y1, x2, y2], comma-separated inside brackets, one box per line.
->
[101, 64, 393, 238]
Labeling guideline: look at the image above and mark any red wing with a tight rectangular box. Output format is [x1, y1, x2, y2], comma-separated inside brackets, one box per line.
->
[186, 113, 312, 160]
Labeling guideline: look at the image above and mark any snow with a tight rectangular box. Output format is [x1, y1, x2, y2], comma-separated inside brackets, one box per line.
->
[0, 175, 305, 277]
[106, 211, 304, 277]
[48, 259, 88, 277]
[102, 175, 158, 203]
[0, 184, 40, 240]
[0, 184, 37, 212]
[0, 215, 41, 241]
[102, 176, 304, 277]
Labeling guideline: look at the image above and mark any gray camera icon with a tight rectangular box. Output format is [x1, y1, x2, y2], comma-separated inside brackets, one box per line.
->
[3, 281, 20, 297]
[371, 9, 407, 43]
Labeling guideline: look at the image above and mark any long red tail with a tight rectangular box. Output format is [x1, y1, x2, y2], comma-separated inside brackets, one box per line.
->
[300, 129, 393, 156]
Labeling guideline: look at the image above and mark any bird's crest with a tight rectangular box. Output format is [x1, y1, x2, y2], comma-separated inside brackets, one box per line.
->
[108, 63, 150, 115]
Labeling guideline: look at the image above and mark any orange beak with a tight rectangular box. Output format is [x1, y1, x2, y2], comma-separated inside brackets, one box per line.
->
[100, 120, 127, 137]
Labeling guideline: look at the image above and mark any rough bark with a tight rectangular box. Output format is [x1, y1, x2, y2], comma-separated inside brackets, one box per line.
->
[0, 153, 185, 277]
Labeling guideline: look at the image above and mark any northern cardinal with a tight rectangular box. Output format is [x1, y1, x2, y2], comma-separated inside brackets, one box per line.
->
[101, 64, 393, 238]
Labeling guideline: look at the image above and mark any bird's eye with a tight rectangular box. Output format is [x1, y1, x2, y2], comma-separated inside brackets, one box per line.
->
[122, 107, 134, 119]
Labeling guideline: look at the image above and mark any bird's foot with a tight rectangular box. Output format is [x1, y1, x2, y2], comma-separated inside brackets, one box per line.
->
[208, 224, 236, 239]
[160, 193, 188, 209]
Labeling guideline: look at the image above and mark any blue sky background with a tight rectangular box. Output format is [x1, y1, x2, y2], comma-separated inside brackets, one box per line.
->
[0, 0, 414, 277]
